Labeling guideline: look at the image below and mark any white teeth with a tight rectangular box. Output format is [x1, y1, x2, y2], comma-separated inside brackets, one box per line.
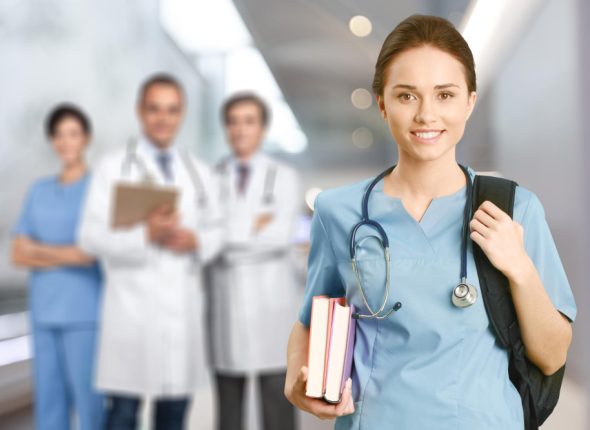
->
[415, 131, 441, 139]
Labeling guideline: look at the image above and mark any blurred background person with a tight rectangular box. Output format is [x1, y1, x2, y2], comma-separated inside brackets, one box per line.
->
[208, 93, 301, 430]
[78, 74, 223, 430]
[10, 104, 104, 430]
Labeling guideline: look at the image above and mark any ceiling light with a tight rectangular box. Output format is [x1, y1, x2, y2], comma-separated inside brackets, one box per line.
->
[351, 88, 372, 110]
[352, 127, 374, 148]
[305, 188, 323, 211]
[349, 15, 372, 38]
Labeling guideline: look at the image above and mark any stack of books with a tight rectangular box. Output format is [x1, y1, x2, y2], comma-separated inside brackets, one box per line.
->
[306, 296, 356, 403]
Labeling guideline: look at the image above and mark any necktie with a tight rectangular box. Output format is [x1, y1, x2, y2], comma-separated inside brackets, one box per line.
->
[157, 152, 173, 182]
[237, 163, 250, 195]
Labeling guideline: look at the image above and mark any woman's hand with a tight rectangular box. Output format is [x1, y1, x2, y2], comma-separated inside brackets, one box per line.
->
[285, 366, 355, 420]
[11, 236, 54, 269]
[469, 200, 532, 279]
[15, 236, 41, 256]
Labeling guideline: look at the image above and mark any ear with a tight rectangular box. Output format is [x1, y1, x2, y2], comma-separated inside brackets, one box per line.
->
[377, 95, 387, 121]
[465, 91, 477, 121]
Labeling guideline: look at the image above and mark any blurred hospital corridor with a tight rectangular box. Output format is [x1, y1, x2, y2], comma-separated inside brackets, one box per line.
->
[2, 0, 590, 429]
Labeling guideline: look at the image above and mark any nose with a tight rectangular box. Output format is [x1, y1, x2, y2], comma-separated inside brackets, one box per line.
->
[414, 98, 437, 124]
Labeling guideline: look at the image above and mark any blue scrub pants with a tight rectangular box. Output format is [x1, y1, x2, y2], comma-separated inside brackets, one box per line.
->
[32, 325, 104, 430]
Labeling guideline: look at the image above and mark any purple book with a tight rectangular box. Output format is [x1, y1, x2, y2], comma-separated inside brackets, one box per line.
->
[323, 301, 357, 403]
[340, 304, 356, 394]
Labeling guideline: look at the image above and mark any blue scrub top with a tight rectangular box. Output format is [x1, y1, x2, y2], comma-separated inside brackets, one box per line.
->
[299, 167, 576, 430]
[13, 174, 102, 326]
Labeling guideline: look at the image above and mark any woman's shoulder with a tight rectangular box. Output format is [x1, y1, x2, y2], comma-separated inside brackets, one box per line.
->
[513, 184, 545, 223]
[28, 175, 58, 193]
[314, 177, 375, 220]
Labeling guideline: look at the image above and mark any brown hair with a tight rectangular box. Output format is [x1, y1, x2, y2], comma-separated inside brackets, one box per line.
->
[138, 73, 185, 105]
[222, 92, 270, 127]
[372, 14, 476, 96]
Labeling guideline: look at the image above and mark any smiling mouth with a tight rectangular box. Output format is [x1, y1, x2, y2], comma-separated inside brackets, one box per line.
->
[410, 130, 445, 142]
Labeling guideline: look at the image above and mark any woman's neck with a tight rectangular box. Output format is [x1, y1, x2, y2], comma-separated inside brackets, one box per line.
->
[60, 161, 87, 184]
[385, 152, 465, 199]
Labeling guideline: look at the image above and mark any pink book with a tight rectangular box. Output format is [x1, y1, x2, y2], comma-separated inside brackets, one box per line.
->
[306, 296, 330, 398]
[322, 298, 346, 390]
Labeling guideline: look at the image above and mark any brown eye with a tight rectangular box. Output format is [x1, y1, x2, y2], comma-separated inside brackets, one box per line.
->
[438, 92, 454, 100]
[398, 93, 416, 103]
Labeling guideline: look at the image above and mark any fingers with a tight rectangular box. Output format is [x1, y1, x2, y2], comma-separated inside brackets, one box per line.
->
[295, 366, 308, 392]
[473, 207, 496, 228]
[469, 229, 485, 247]
[478, 200, 509, 220]
[469, 218, 489, 239]
[293, 368, 355, 419]
[335, 378, 355, 416]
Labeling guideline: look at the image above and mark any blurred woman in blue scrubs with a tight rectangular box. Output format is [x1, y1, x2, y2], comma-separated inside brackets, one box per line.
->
[285, 15, 576, 430]
[11, 104, 104, 430]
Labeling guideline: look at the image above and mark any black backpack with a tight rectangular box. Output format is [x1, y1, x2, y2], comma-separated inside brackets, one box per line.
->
[472, 175, 565, 430]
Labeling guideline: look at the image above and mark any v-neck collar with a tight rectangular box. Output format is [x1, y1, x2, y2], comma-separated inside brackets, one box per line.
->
[368, 167, 475, 251]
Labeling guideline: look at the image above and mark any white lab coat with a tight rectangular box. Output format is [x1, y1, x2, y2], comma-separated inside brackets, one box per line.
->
[79, 139, 222, 396]
[208, 153, 302, 374]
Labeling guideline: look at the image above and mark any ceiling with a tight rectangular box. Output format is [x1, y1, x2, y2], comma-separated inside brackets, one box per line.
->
[232, 0, 472, 168]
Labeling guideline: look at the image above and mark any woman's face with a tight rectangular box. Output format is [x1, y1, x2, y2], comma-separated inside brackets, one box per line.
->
[51, 116, 89, 166]
[377, 45, 477, 163]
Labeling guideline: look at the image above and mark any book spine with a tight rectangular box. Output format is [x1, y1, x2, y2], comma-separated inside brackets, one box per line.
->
[323, 298, 345, 393]
[306, 295, 328, 397]
[340, 304, 356, 395]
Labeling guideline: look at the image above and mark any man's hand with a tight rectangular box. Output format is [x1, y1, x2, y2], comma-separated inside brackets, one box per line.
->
[254, 213, 274, 233]
[146, 205, 178, 245]
[161, 228, 198, 254]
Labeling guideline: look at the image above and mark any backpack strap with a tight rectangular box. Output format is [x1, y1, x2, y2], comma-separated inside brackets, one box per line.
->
[472, 175, 566, 430]
[471, 175, 518, 348]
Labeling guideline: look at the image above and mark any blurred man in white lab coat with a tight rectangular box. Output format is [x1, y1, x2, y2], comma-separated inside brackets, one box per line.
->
[209, 93, 301, 430]
[79, 73, 222, 430]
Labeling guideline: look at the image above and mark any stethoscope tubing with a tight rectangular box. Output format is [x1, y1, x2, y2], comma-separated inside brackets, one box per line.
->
[350, 164, 473, 319]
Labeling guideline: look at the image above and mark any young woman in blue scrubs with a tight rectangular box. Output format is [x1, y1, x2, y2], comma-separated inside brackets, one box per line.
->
[285, 15, 576, 429]
[11, 105, 104, 430]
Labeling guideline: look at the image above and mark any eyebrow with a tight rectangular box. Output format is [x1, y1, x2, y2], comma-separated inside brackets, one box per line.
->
[392, 83, 461, 90]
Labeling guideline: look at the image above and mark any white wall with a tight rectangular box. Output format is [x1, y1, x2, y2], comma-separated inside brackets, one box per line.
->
[485, 0, 588, 388]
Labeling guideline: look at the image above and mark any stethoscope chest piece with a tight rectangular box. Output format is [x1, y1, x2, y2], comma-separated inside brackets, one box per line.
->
[452, 282, 477, 308]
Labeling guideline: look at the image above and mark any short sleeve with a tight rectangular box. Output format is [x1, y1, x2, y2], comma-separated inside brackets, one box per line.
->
[521, 191, 577, 322]
[298, 193, 345, 327]
[12, 184, 37, 238]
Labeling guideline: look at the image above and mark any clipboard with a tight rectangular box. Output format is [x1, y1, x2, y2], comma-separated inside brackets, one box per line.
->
[111, 181, 179, 228]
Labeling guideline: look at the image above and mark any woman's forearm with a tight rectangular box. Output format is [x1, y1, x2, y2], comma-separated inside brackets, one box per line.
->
[11, 238, 56, 269]
[33, 244, 95, 266]
[507, 257, 572, 375]
[12, 253, 56, 269]
[285, 321, 310, 399]
[12, 236, 94, 269]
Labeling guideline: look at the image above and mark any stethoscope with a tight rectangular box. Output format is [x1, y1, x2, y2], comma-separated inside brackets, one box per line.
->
[216, 159, 278, 206]
[350, 164, 477, 320]
[121, 138, 208, 208]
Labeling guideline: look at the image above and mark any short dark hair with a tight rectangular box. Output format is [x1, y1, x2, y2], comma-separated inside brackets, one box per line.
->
[45, 103, 92, 138]
[222, 92, 270, 127]
[138, 73, 185, 105]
